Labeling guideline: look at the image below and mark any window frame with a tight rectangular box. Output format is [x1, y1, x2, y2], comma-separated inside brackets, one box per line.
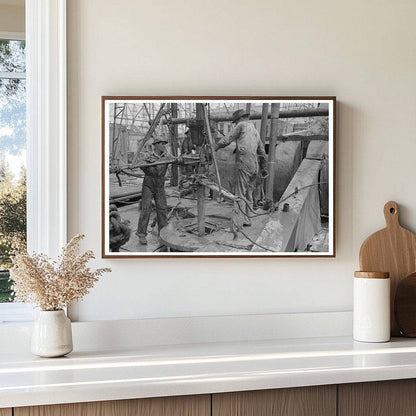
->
[0, 0, 67, 323]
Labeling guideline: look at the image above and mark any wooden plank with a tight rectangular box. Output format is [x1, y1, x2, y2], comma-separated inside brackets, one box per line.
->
[212, 386, 336, 416]
[0, 409, 12, 416]
[15, 395, 210, 416]
[274, 140, 302, 201]
[252, 159, 321, 252]
[306, 140, 328, 159]
[338, 380, 416, 416]
[160, 208, 270, 253]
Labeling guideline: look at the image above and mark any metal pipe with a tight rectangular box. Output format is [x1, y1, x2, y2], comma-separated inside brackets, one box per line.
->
[130, 158, 177, 169]
[163, 107, 328, 125]
[265, 103, 280, 209]
[110, 193, 141, 203]
[197, 184, 206, 236]
[259, 103, 269, 144]
[110, 190, 142, 199]
[203, 104, 222, 196]
[170, 103, 179, 186]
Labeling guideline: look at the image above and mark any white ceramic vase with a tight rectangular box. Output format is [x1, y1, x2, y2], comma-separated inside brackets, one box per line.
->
[31, 310, 73, 357]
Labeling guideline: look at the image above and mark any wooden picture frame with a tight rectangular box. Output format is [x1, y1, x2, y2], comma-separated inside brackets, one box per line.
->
[102, 96, 336, 258]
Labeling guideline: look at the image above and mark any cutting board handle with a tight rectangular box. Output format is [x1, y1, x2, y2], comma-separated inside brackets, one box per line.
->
[384, 201, 400, 228]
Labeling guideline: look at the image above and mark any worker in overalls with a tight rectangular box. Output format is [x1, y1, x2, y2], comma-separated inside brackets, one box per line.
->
[136, 136, 169, 245]
[214, 109, 268, 233]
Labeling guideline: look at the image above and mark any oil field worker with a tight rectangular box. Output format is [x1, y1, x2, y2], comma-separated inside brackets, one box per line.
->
[214, 109, 268, 232]
[136, 136, 169, 245]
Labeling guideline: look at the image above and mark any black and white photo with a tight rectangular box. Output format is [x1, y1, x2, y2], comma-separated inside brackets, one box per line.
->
[102, 97, 335, 257]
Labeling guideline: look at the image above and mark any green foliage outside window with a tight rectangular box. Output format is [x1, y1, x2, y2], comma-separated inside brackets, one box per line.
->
[0, 160, 26, 302]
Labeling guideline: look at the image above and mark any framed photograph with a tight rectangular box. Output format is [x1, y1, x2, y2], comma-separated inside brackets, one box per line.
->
[102, 96, 335, 258]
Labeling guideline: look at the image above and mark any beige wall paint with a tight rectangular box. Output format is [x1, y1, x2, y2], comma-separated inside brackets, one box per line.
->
[0, 4, 24, 33]
[67, 0, 416, 321]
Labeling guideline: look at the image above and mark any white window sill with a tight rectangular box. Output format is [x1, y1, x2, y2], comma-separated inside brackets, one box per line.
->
[0, 303, 35, 324]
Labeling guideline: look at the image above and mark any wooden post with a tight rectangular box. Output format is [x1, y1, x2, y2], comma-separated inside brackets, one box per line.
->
[111, 104, 117, 170]
[197, 184, 206, 236]
[265, 103, 280, 209]
[196, 103, 204, 121]
[245, 103, 251, 115]
[260, 103, 269, 144]
[170, 103, 179, 186]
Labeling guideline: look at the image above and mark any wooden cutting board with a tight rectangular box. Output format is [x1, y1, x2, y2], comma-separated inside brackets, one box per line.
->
[395, 273, 416, 337]
[359, 201, 416, 336]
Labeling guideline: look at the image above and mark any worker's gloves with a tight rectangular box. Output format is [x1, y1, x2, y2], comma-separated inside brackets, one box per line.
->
[260, 169, 269, 179]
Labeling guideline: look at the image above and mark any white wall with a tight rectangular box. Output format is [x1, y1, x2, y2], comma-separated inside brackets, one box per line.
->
[67, 0, 416, 322]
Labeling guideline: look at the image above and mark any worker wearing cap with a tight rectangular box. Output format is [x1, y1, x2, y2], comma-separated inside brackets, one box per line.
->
[136, 135, 169, 245]
[214, 109, 268, 232]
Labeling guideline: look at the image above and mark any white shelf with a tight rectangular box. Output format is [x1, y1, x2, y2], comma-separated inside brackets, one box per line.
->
[2, 334, 416, 408]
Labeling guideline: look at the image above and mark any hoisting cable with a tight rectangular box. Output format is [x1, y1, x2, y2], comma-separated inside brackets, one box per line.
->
[235, 181, 329, 219]
[238, 229, 276, 252]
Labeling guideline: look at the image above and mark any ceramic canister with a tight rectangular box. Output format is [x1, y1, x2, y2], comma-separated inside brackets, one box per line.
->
[353, 271, 390, 343]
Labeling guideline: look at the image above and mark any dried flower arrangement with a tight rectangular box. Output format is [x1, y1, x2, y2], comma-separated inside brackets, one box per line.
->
[10, 234, 111, 311]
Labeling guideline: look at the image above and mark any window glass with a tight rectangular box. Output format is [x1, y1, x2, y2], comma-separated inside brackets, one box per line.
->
[0, 39, 26, 73]
[0, 39, 26, 303]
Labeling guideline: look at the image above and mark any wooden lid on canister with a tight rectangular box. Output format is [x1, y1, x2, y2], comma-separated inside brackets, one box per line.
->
[354, 271, 390, 279]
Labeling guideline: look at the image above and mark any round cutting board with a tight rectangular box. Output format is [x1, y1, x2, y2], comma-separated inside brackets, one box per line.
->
[395, 273, 416, 337]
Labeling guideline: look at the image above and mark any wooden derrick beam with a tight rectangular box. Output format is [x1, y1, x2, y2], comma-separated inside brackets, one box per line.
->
[278, 134, 328, 142]
[163, 107, 329, 125]
[170, 103, 179, 186]
[265, 103, 280, 209]
[252, 159, 322, 252]
[260, 103, 269, 144]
